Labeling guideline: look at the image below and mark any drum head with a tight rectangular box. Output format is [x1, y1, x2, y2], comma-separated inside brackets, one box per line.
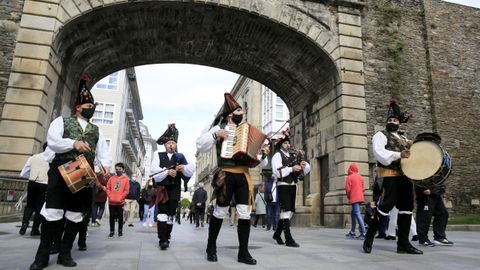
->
[401, 141, 444, 180]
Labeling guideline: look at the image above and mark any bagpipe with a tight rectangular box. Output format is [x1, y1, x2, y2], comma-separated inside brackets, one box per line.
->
[149, 152, 190, 192]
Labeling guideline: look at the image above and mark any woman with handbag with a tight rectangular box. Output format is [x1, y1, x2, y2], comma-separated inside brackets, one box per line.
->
[265, 176, 280, 231]
[253, 184, 267, 228]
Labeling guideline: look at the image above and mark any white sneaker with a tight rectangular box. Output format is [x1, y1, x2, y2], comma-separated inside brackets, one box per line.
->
[143, 222, 147, 227]
[95, 219, 101, 226]
[434, 239, 454, 246]
[149, 223, 153, 227]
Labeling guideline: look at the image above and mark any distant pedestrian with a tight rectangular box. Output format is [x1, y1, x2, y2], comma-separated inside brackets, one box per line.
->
[92, 173, 108, 226]
[253, 184, 266, 228]
[192, 182, 208, 227]
[345, 163, 366, 240]
[106, 163, 130, 237]
[142, 179, 155, 227]
[124, 174, 141, 227]
[265, 176, 280, 232]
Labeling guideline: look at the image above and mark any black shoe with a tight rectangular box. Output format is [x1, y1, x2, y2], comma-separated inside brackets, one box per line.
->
[376, 234, 386, 239]
[363, 241, 372, 253]
[285, 241, 300, 248]
[238, 255, 257, 265]
[159, 241, 169, 250]
[19, 225, 28, 235]
[128, 224, 134, 227]
[397, 245, 423, 254]
[273, 235, 285, 245]
[78, 243, 87, 251]
[207, 252, 217, 262]
[57, 257, 77, 267]
[411, 235, 419, 241]
[29, 261, 48, 270]
[30, 229, 41, 236]
[118, 231, 123, 237]
[108, 232, 114, 238]
[385, 235, 396, 240]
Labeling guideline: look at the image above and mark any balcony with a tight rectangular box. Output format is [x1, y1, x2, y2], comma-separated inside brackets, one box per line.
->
[126, 108, 141, 139]
[122, 127, 138, 161]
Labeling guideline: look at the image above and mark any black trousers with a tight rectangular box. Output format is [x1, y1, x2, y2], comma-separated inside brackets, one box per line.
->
[195, 207, 205, 226]
[216, 172, 249, 207]
[416, 196, 448, 242]
[22, 181, 47, 228]
[109, 205, 124, 233]
[277, 185, 296, 212]
[377, 176, 414, 214]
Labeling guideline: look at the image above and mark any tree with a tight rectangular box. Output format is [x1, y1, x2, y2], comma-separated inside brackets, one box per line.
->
[180, 198, 190, 209]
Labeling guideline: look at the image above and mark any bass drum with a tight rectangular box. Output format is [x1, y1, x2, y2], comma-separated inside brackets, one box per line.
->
[401, 133, 452, 188]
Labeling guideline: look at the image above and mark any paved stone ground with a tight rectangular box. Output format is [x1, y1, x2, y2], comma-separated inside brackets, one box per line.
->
[1, 220, 479, 270]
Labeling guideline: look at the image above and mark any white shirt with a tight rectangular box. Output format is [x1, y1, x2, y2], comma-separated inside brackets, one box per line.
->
[150, 151, 195, 183]
[372, 131, 402, 166]
[44, 116, 112, 168]
[196, 124, 268, 168]
[272, 149, 311, 185]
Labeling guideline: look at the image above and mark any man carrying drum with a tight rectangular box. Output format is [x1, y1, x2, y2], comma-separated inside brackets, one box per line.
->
[362, 99, 422, 255]
[30, 76, 112, 270]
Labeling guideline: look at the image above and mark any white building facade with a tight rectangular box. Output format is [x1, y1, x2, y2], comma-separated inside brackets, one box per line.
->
[140, 121, 157, 187]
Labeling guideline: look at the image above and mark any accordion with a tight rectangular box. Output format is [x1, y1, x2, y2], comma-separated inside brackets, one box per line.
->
[220, 123, 267, 168]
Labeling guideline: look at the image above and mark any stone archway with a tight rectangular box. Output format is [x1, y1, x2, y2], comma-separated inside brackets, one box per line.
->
[0, 0, 367, 227]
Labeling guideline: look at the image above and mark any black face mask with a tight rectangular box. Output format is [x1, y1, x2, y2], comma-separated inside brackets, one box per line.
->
[386, 123, 399, 132]
[80, 106, 96, 119]
[232, 114, 243, 125]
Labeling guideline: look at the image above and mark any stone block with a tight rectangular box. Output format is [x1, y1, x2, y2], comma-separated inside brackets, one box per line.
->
[338, 12, 360, 26]
[16, 28, 53, 45]
[23, 1, 58, 17]
[19, 14, 56, 31]
[339, 24, 362, 37]
[337, 161, 369, 176]
[339, 35, 362, 49]
[14, 43, 51, 60]
[335, 121, 367, 136]
[1, 104, 46, 124]
[340, 47, 363, 60]
[336, 95, 366, 110]
[336, 107, 366, 122]
[335, 134, 368, 149]
[323, 39, 338, 54]
[56, 5, 71, 23]
[336, 58, 364, 73]
[238, 0, 252, 11]
[73, 0, 92, 13]
[61, 0, 81, 18]
[335, 148, 369, 164]
[0, 120, 45, 139]
[340, 70, 364, 84]
[8, 73, 51, 91]
[0, 137, 37, 155]
[330, 47, 340, 61]
[279, 6, 294, 26]
[471, 199, 479, 206]
[229, 0, 240, 9]
[337, 83, 364, 97]
[11, 58, 49, 76]
[307, 25, 323, 41]
[316, 30, 333, 47]
[0, 154, 30, 173]
[5, 88, 48, 109]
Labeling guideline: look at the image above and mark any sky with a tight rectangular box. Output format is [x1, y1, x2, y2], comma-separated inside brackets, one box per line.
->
[133, 0, 479, 182]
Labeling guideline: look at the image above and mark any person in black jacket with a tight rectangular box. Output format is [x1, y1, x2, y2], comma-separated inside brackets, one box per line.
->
[192, 182, 208, 227]
[124, 175, 141, 227]
[415, 183, 453, 246]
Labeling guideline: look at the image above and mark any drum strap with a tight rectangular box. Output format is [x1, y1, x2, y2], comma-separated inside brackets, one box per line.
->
[377, 167, 401, 177]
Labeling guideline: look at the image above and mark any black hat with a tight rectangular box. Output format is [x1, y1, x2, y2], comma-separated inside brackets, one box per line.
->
[222, 93, 241, 116]
[75, 75, 94, 105]
[156, 123, 178, 145]
[275, 128, 290, 150]
[386, 99, 410, 123]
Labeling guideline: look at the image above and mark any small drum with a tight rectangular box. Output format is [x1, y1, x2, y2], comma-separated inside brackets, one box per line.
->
[401, 133, 452, 188]
[58, 154, 97, 193]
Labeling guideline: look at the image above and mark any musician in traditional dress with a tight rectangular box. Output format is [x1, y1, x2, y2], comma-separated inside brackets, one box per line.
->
[271, 129, 310, 247]
[150, 124, 195, 250]
[196, 93, 270, 265]
[362, 99, 422, 255]
[30, 76, 112, 270]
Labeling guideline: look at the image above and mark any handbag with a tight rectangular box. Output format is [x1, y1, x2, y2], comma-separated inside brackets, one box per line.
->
[264, 185, 276, 203]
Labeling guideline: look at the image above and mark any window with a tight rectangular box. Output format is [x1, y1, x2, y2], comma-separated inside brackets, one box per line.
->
[94, 72, 118, 90]
[276, 104, 284, 119]
[92, 103, 114, 125]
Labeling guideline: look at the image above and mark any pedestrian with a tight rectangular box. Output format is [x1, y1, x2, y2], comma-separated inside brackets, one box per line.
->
[265, 176, 280, 232]
[196, 93, 270, 264]
[253, 184, 266, 228]
[385, 207, 419, 241]
[106, 163, 130, 238]
[192, 182, 208, 227]
[92, 172, 108, 226]
[19, 143, 50, 236]
[416, 183, 454, 247]
[29, 75, 112, 270]
[345, 162, 366, 240]
[141, 179, 155, 227]
[150, 123, 195, 250]
[271, 128, 311, 248]
[362, 99, 422, 254]
[124, 174, 141, 227]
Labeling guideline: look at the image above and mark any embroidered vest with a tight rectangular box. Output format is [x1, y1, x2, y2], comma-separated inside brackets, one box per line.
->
[52, 117, 99, 167]
[158, 152, 184, 186]
[377, 130, 408, 171]
[277, 151, 297, 184]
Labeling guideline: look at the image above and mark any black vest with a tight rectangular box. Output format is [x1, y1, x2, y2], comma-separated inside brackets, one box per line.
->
[158, 152, 190, 186]
[277, 150, 297, 184]
[377, 130, 408, 171]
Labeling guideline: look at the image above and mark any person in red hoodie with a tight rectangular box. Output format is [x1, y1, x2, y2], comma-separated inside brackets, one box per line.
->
[106, 163, 130, 237]
[345, 162, 366, 240]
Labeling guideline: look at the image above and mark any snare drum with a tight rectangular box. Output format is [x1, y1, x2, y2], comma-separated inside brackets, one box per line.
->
[401, 133, 452, 188]
[58, 154, 97, 193]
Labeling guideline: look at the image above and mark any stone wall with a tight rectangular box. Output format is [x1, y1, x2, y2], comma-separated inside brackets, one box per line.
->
[0, 0, 25, 117]
[362, 0, 480, 214]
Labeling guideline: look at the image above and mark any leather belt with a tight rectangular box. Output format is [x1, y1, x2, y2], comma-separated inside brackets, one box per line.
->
[377, 167, 402, 177]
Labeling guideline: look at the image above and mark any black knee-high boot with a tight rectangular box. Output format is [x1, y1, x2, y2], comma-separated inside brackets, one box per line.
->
[272, 219, 284, 244]
[284, 219, 299, 247]
[206, 216, 223, 262]
[31, 212, 42, 236]
[77, 221, 87, 251]
[363, 213, 383, 253]
[20, 207, 34, 235]
[57, 220, 81, 266]
[158, 221, 169, 250]
[30, 219, 63, 270]
[397, 214, 423, 254]
[237, 219, 256, 265]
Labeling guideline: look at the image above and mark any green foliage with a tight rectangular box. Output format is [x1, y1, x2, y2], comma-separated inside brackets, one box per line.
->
[180, 198, 190, 209]
[448, 214, 480, 225]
